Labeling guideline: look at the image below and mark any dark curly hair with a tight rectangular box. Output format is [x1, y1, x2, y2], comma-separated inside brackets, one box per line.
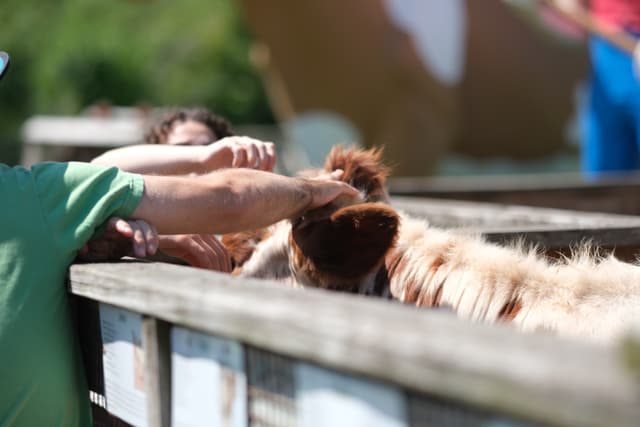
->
[144, 107, 234, 144]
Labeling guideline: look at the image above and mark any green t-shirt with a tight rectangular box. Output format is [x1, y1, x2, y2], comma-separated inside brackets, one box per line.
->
[0, 162, 144, 426]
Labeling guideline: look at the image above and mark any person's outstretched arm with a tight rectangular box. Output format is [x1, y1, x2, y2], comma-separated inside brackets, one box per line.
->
[133, 168, 358, 235]
[91, 136, 276, 175]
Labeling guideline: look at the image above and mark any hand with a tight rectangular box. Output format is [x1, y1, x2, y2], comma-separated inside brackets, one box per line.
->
[158, 234, 232, 272]
[304, 169, 363, 210]
[634, 42, 640, 81]
[77, 217, 159, 262]
[207, 136, 277, 171]
[549, 0, 582, 13]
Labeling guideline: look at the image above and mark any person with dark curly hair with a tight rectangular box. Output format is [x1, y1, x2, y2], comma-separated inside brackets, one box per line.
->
[144, 107, 234, 145]
[92, 107, 276, 174]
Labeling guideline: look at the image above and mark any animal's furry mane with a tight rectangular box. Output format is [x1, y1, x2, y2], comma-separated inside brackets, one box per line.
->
[323, 145, 390, 203]
[222, 145, 640, 343]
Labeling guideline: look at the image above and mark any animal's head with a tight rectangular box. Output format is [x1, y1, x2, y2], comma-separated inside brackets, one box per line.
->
[289, 202, 399, 290]
[221, 145, 399, 291]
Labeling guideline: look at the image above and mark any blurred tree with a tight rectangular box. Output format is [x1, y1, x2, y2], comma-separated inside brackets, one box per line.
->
[0, 0, 273, 164]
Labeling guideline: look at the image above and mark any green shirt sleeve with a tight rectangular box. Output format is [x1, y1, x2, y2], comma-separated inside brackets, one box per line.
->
[30, 161, 145, 255]
[0, 161, 144, 427]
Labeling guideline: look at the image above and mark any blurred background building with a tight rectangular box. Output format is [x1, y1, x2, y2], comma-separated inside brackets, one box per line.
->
[2, 0, 588, 176]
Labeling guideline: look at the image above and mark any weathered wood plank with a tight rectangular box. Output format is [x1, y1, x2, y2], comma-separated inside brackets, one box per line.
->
[22, 115, 144, 147]
[142, 317, 171, 427]
[391, 196, 640, 249]
[69, 262, 640, 427]
[388, 174, 640, 215]
[389, 172, 640, 195]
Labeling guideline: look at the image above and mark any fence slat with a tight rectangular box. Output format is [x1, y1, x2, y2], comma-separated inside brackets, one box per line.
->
[70, 262, 640, 427]
[142, 317, 171, 427]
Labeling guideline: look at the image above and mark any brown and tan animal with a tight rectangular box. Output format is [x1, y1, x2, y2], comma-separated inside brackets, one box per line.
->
[222, 146, 640, 344]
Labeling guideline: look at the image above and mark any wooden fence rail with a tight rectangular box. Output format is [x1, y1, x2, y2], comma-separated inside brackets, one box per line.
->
[69, 261, 640, 427]
[388, 173, 640, 216]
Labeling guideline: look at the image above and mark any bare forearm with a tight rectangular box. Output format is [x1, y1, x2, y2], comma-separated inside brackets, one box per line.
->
[132, 169, 313, 234]
[92, 145, 216, 175]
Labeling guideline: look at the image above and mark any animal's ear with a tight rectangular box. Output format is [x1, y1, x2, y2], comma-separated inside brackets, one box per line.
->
[291, 203, 399, 285]
[324, 145, 390, 203]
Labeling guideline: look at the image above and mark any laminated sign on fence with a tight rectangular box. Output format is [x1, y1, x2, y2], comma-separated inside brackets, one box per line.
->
[98, 304, 147, 426]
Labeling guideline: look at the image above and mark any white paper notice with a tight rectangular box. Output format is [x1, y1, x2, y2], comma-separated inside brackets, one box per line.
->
[295, 363, 408, 427]
[99, 304, 147, 427]
[171, 327, 247, 427]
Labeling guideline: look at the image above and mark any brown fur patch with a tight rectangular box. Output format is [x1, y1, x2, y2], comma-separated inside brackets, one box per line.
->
[497, 298, 522, 322]
[324, 145, 390, 203]
[403, 275, 421, 304]
[221, 228, 272, 271]
[415, 258, 445, 307]
[384, 250, 421, 302]
[291, 203, 399, 288]
[431, 283, 444, 307]
[385, 250, 408, 279]
[414, 257, 445, 306]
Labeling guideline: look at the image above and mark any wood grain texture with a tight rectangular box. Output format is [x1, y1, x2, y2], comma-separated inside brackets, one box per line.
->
[142, 317, 171, 427]
[69, 261, 640, 427]
[388, 174, 640, 216]
[391, 196, 640, 249]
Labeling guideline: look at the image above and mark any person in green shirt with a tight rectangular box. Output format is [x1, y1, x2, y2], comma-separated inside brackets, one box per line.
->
[0, 60, 359, 426]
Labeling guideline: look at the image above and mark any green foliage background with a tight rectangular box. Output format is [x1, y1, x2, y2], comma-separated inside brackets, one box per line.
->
[0, 0, 273, 164]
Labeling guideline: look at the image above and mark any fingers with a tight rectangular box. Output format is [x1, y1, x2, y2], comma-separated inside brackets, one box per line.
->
[264, 142, 277, 171]
[246, 143, 260, 170]
[79, 217, 159, 262]
[185, 235, 222, 271]
[130, 220, 159, 257]
[329, 169, 344, 180]
[201, 235, 232, 272]
[310, 169, 344, 181]
[634, 42, 640, 79]
[231, 145, 247, 168]
[307, 179, 362, 210]
[107, 217, 159, 257]
[222, 136, 276, 171]
[159, 234, 232, 272]
[335, 181, 361, 199]
[108, 217, 133, 237]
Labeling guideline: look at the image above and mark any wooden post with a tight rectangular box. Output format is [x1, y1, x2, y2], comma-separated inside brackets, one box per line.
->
[142, 317, 171, 427]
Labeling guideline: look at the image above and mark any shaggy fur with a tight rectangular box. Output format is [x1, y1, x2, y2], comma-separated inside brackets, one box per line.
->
[222, 146, 640, 344]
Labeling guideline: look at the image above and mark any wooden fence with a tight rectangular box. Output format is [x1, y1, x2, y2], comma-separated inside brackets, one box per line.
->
[70, 262, 640, 427]
[388, 173, 640, 215]
[69, 198, 640, 427]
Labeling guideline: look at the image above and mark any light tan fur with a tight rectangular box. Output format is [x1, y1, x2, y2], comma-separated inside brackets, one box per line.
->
[225, 146, 640, 344]
[233, 210, 640, 343]
[387, 215, 640, 343]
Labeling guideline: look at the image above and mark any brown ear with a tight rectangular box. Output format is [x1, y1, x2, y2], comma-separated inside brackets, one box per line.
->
[324, 145, 390, 203]
[291, 203, 399, 286]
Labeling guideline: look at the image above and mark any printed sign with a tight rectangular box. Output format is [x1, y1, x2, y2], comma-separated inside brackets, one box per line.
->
[295, 363, 408, 427]
[99, 304, 147, 426]
[171, 327, 247, 427]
